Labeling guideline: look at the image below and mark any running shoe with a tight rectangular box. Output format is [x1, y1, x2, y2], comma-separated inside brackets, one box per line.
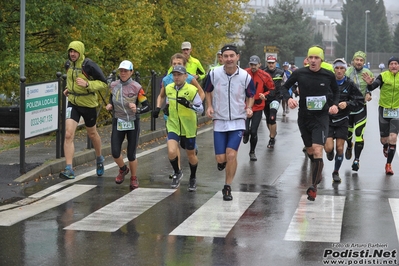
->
[326, 150, 334, 161]
[352, 159, 359, 171]
[267, 138, 275, 148]
[345, 143, 352, 160]
[171, 170, 183, 188]
[217, 162, 226, 171]
[222, 185, 233, 201]
[242, 132, 249, 144]
[115, 167, 129, 184]
[332, 171, 341, 183]
[130, 176, 139, 190]
[386, 163, 394, 175]
[188, 177, 197, 192]
[249, 152, 257, 161]
[383, 145, 388, 158]
[96, 155, 105, 176]
[306, 185, 317, 201]
[59, 166, 75, 179]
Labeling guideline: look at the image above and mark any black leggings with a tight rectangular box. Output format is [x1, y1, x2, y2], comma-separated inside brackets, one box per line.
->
[245, 110, 263, 152]
[111, 118, 140, 161]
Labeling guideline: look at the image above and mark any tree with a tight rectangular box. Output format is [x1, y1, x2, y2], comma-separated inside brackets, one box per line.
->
[0, 0, 250, 103]
[239, 0, 313, 67]
[335, 0, 393, 60]
[393, 23, 399, 53]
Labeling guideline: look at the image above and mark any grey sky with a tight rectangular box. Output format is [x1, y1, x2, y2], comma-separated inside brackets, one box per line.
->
[384, 0, 399, 10]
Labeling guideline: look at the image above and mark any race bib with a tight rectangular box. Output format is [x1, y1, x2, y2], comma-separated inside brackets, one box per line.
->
[383, 108, 399, 118]
[306, 96, 326, 110]
[270, 100, 280, 110]
[66, 107, 72, 119]
[117, 118, 135, 131]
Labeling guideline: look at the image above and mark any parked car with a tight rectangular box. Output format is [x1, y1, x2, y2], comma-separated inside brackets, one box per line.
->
[0, 93, 20, 130]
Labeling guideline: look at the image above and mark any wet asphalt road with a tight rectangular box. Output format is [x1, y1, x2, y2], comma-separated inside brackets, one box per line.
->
[1, 89, 399, 266]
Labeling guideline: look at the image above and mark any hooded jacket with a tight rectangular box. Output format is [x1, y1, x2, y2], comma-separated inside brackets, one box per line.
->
[66, 41, 107, 108]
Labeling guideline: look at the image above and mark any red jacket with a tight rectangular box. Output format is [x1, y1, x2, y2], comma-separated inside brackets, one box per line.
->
[245, 68, 275, 111]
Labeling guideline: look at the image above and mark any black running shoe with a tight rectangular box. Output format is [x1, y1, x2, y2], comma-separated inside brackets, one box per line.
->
[267, 138, 275, 148]
[332, 171, 341, 183]
[352, 159, 359, 171]
[217, 162, 226, 171]
[171, 170, 183, 188]
[222, 185, 233, 201]
[345, 143, 352, 160]
[249, 152, 257, 161]
[188, 177, 197, 192]
[326, 150, 334, 161]
[242, 132, 249, 144]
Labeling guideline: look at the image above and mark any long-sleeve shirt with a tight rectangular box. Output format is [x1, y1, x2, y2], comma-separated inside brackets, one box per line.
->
[282, 66, 339, 116]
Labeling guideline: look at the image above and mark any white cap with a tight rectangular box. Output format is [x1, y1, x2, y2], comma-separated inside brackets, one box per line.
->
[118, 60, 133, 70]
[181, 42, 192, 50]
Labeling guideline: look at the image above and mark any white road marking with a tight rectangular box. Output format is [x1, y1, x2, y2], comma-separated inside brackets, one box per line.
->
[389, 198, 399, 243]
[0, 185, 96, 226]
[64, 188, 175, 232]
[10, 126, 214, 207]
[169, 191, 259, 238]
[284, 195, 345, 243]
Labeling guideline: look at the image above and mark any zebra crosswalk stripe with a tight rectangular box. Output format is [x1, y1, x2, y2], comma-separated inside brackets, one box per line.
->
[0, 184, 96, 226]
[64, 188, 175, 232]
[389, 198, 399, 243]
[284, 195, 345, 243]
[169, 191, 259, 238]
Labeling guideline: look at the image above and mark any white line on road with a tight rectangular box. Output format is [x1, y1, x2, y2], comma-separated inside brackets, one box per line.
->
[64, 188, 175, 232]
[388, 198, 399, 243]
[284, 195, 345, 243]
[169, 191, 259, 238]
[0, 185, 96, 226]
[16, 126, 214, 203]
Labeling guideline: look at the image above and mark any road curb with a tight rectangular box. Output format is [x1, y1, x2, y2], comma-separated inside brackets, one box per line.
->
[14, 117, 209, 183]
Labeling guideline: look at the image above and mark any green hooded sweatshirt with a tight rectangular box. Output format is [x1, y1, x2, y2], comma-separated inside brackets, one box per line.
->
[66, 41, 107, 108]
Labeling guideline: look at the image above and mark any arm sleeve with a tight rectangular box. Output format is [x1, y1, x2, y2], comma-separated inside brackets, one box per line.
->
[204, 72, 214, 93]
[86, 61, 108, 92]
[191, 93, 204, 114]
[367, 74, 383, 92]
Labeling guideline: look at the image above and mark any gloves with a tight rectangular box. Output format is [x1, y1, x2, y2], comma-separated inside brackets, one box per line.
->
[176, 97, 192, 108]
[152, 107, 161, 118]
[163, 104, 169, 116]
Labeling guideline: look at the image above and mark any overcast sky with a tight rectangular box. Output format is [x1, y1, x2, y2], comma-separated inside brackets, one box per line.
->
[384, 0, 399, 10]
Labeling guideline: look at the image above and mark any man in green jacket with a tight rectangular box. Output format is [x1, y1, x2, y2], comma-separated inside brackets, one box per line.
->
[168, 41, 206, 82]
[60, 41, 108, 179]
[344, 51, 374, 172]
[364, 57, 399, 175]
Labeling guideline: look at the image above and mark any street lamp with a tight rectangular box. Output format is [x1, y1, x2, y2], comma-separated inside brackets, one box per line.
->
[345, 12, 348, 61]
[365, 10, 370, 54]
[331, 22, 336, 57]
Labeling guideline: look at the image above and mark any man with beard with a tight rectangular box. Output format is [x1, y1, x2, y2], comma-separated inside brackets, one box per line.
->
[345, 51, 374, 172]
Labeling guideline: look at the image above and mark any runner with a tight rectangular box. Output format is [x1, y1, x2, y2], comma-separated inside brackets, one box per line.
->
[282, 46, 339, 201]
[363, 56, 399, 175]
[243, 55, 275, 161]
[324, 58, 364, 182]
